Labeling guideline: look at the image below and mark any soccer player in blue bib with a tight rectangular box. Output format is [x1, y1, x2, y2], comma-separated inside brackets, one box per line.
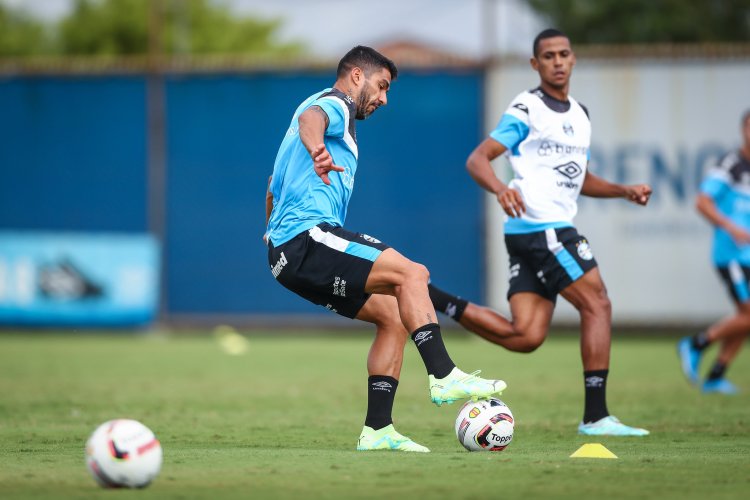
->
[265, 46, 506, 452]
[428, 30, 652, 436]
[678, 110, 750, 395]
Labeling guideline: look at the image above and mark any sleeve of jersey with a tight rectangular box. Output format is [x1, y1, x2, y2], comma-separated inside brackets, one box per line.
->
[313, 96, 346, 138]
[700, 172, 729, 200]
[489, 106, 530, 151]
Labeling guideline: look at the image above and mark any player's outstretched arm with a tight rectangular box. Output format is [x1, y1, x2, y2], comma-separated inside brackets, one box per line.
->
[696, 193, 750, 245]
[466, 138, 525, 217]
[298, 106, 344, 186]
[580, 171, 652, 205]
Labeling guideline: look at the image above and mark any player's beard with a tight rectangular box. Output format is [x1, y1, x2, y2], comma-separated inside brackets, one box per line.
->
[356, 90, 373, 120]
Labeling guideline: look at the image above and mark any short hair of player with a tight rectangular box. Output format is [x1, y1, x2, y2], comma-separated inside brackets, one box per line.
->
[533, 28, 569, 57]
[337, 45, 398, 81]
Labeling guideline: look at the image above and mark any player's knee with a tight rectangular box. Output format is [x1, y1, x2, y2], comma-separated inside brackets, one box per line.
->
[403, 261, 430, 287]
[514, 328, 546, 353]
[578, 287, 611, 316]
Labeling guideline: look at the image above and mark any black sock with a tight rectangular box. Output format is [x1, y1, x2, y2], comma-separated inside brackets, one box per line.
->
[411, 323, 455, 378]
[692, 331, 711, 351]
[706, 361, 727, 381]
[428, 283, 468, 321]
[364, 375, 398, 430]
[583, 370, 610, 424]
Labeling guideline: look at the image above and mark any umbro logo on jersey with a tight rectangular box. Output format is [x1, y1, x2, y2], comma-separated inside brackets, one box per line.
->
[554, 162, 583, 180]
[512, 103, 529, 114]
[414, 330, 433, 346]
[372, 381, 393, 392]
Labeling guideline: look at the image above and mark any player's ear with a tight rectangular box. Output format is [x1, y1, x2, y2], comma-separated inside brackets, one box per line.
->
[351, 67, 363, 86]
[529, 57, 539, 71]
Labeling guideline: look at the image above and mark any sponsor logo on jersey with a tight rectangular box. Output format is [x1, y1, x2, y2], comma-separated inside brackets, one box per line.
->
[361, 234, 381, 244]
[538, 141, 588, 157]
[271, 252, 288, 278]
[414, 330, 432, 346]
[340, 167, 355, 189]
[577, 240, 594, 260]
[563, 121, 574, 136]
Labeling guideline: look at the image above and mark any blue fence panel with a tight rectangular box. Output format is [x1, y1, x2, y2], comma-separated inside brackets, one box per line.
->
[1, 71, 484, 319]
[0, 76, 148, 232]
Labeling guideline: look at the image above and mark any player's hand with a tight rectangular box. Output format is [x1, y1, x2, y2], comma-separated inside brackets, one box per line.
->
[727, 224, 750, 246]
[625, 184, 652, 206]
[311, 144, 344, 185]
[496, 187, 525, 218]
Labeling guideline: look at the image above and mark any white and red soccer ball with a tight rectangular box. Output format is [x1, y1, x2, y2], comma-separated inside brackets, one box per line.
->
[85, 419, 162, 488]
[455, 398, 514, 452]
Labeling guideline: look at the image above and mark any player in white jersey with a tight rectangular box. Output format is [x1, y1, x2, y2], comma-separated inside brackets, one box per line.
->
[428, 29, 653, 436]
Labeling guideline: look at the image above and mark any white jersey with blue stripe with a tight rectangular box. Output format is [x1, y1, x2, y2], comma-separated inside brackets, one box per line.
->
[700, 151, 750, 266]
[266, 88, 359, 246]
[490, 87, 591, 234]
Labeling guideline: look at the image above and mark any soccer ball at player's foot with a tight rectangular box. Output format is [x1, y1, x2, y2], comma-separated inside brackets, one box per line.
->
[455, 398, 514, 452]
[85, 419, 163, 488]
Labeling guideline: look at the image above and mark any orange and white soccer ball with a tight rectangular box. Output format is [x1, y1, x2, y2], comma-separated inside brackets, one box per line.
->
[85, 419, 162, 488]
[455, 398, 514, 451]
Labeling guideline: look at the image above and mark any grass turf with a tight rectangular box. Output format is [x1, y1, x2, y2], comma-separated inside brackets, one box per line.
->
[0, 330, 748, 499]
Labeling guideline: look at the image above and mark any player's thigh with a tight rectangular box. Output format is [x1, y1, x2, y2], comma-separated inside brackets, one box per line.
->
[509, 292, 555, 342]
[365, 247, 428, 295]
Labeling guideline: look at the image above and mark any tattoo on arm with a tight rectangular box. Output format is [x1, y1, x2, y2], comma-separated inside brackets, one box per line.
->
[309, 105, 330, 129]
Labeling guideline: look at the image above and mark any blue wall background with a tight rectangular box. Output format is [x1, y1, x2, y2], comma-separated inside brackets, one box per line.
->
[0, 70, 485, 319]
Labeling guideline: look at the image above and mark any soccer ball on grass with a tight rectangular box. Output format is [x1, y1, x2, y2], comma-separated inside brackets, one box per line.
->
[455, 398, 514, 451]
[85, 419, 162, 488]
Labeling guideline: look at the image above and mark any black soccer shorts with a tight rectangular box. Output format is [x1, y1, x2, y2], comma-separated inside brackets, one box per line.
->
[267, 223, 390, 318]
[504, 226, 598, 303]
[716, 261, 750, 304]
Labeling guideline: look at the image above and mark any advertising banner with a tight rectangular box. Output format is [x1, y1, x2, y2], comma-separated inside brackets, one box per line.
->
[0, 232, 159, 326]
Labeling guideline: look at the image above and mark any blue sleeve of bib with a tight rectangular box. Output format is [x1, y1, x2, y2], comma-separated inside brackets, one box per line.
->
[314, 98, 346, 138]
[700, 175, 728, 200]
[489, 114, 530, 152]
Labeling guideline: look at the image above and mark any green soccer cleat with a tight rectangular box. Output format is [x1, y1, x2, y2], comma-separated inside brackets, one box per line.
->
[429, 367, 507, 406]
[356, 424, 430, 452]
[578, 416, 650, 436]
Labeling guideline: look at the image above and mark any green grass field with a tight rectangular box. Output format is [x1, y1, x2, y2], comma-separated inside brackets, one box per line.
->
[0, 329, 748, 499]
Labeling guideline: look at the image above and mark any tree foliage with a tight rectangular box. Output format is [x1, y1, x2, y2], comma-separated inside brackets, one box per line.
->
[0, 4, 50, 56]
[526, 0, 750, 44]
[0, 0, 304, 58]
